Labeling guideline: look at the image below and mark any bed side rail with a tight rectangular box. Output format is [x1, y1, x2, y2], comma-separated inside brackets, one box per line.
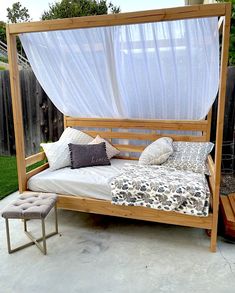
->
[25, 152, 48, 180]
[207, 155, 215, 196]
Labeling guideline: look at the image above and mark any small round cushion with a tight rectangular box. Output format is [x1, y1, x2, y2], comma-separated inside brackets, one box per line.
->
[1, 193, 57, 220]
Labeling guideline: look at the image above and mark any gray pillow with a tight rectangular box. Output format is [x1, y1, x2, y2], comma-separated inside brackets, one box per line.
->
[68, 142, 110, 169]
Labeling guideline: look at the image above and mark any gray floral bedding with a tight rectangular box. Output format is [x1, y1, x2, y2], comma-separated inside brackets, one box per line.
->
[110, 164, 210, 217]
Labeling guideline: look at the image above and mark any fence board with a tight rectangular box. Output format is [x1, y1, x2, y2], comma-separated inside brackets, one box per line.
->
[0, 69, 63, 156]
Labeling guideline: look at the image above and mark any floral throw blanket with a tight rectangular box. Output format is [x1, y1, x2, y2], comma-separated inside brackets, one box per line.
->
[110, 164, 210, 217]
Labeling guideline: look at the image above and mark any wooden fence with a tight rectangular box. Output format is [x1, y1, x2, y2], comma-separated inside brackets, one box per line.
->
[1, 67, 235, 159]
[0, 69, 64, 156]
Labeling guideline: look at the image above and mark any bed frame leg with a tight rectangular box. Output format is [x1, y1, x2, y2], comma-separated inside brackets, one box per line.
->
[210, 209, 219, 252]
[210, 229, 217, 252]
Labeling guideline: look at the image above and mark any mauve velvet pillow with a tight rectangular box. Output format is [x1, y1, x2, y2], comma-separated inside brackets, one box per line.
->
[68, 142, 110, 169]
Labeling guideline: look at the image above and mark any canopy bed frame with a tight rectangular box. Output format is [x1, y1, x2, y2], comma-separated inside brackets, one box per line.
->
[6, 3, 231, 252]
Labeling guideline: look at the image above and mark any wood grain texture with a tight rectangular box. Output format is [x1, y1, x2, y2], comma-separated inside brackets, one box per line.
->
[220, 196, 235, 222]
[50, 193, 213, 229]
[208, 155, 215, 179]
[25, 152, 46, 167]
[0, 70, 64, 156]
[85, 130, 208, 142]
[0, 71, 14, 155]
[64, 116, 210, 158]
[210, 3, 231, 252]
[9, 4, 225, 34]
[22, 191, 212, 228]
[206, 108, 212, 141]
[220, 195, 235, 238]
[6, 27, 27, 193]
[66, 117, 208, 131]
[26, 163, 49, 180]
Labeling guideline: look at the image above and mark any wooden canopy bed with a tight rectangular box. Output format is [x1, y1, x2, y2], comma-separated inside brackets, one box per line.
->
[6, 3, 231, 252]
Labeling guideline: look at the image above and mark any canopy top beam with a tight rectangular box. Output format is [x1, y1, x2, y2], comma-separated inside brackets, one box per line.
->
[8, 3, 226, 35]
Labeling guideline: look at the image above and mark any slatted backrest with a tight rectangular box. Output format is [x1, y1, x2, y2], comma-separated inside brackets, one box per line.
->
[64, 112, 212, 159]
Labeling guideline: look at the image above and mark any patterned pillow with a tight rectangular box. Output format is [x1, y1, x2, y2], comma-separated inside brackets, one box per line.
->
[139, 137, 173, 165]
[69, 142, 110, 168]
[89, 135, 120, 159]
[59, 127, 93, 144]
[41, 139, 72, 171]
[162, 141, 214, 174]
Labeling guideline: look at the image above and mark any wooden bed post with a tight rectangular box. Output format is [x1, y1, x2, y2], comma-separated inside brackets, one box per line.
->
[211, 3, 231, 252]
[6, 26, 27, 193]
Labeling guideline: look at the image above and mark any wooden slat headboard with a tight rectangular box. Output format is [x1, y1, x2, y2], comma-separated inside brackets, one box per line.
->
[64, 113, 212, 159]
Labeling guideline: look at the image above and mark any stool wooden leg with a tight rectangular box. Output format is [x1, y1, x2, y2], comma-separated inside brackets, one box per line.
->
[5, 219, 12, 254]
[41, 219, 47, 255]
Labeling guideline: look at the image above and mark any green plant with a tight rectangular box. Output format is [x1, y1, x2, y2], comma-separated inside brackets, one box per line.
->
[0, 21, 7, 44]
[0, 66, 6, 70]
[0, 56, 8, 63]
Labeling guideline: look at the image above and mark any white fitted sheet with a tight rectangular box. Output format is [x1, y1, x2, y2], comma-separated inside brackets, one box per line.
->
[28, 159, 137, 200]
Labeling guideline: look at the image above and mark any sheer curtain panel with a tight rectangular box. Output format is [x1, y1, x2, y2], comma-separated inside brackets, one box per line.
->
[20, 17, 219, 120]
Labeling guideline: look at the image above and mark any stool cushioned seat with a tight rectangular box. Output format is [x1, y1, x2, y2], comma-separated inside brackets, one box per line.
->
[1, 193, 57, 219]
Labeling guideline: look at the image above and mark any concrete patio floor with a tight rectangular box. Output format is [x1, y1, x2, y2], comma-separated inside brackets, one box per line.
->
[0, 192, 235, 293]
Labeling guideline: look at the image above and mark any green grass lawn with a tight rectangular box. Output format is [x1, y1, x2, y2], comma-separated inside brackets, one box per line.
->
[0, 156, 18, 200]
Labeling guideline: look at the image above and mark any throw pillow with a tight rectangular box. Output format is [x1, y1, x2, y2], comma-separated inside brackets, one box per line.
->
[162, 141, 214, 174]
[89, 135, 120, 159]
[40, 139, 72, 171]
[59, 127, 93, 144]
[139, 137, 173, 165]
[69, 142, 110, 168]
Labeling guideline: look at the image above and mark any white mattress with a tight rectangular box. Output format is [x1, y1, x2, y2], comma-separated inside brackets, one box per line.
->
[28, 159, 137, 200]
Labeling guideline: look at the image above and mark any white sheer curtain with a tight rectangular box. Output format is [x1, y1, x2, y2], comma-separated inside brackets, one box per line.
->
[20, 17, 219, 120]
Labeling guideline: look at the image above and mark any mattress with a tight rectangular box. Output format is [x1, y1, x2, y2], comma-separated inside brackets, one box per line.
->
[28, 159, 210, 216]
[28, 159, 137, 200]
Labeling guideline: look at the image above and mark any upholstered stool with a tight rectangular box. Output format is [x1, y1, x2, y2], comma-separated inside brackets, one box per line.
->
[1, 193, 58, 255]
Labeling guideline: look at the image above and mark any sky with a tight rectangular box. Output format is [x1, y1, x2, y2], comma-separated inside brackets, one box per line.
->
[0, 0, 184, 22]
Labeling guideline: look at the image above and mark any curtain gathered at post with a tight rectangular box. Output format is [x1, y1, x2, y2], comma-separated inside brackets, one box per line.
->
[20, 17, 219, 120]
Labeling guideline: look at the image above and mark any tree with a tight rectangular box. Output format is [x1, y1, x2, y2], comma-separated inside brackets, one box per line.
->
[0, 21, 6, 44]
[7, 2, 31, 23]
[41, 0, 120, 20]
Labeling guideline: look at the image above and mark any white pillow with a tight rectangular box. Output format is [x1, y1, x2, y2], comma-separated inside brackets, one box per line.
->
[59, 127, 93, 144]
[89, 135, 120, 159]
[41, 128, 93, 171]
[139, 137, 173, 165]
[41, 139, 72, 171]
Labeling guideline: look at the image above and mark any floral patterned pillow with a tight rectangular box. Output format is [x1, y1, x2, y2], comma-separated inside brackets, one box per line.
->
[162, 141, 214, 174]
